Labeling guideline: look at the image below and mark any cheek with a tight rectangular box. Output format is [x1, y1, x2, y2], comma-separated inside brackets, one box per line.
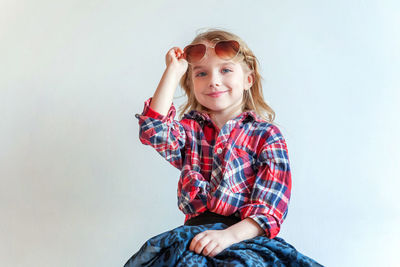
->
[230, 78, 245, 90]
[192, 88, 203, 100]
[191, 77, 201, 87]
[192, 80, 208, 95]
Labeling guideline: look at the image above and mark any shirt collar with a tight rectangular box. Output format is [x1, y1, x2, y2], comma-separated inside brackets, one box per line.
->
[183, 109, 262, 125]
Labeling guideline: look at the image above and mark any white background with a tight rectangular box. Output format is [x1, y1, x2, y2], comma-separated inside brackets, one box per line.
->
[1, 0, 399, 266]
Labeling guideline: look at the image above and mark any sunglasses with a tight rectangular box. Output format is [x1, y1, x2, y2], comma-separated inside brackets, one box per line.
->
[183, 40, 241, 64]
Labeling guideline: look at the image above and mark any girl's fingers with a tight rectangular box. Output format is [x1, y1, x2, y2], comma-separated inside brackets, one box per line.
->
[167, 47, 180, 60]
[194, 231, 214, 255]
[203, 242, 218, 257]
[175, 47, 183, 54]
[165, 47, 179, 64]
[194, 237, 211, 255]
[175, 50, 181, 59]
[189, 232, 202, 251]
[177, 52, 183, 60]
[172, 47, 184, 59]
[176, 49, 184, 60]
[165, 47, 187, 69]
[190, 231, 207, 252]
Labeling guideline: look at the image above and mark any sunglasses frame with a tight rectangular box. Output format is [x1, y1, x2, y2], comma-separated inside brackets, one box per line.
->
[182, 40, 241, 65]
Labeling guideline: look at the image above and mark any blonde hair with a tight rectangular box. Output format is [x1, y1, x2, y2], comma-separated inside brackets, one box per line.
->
[178, 28, 275, 122]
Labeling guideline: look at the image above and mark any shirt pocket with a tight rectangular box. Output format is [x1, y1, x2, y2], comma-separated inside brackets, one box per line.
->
[225, 146, 256, 194]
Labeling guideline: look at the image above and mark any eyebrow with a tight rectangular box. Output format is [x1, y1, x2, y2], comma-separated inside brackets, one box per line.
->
[192, 63, 235, 71]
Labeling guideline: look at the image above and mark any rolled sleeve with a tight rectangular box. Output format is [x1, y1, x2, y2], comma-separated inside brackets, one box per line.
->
[239, 130, 292, 239]
[239, 204, 281, 238]
[135, 97, 186, 169]
[135, 97, 175, 122]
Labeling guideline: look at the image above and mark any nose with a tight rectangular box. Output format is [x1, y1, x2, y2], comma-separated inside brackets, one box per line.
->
[208, 71, 221, 88]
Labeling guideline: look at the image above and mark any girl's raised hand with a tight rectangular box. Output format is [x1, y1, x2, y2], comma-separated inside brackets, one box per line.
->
[165, 47, 188, 78]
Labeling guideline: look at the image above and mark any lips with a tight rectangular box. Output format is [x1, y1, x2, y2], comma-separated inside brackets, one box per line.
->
[206, 91, 227, 97]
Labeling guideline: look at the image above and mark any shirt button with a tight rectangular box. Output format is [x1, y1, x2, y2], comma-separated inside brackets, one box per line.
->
[216, 148, 223, 154]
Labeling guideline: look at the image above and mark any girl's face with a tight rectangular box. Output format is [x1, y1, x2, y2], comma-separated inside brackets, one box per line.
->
[190, 41, 253, 119]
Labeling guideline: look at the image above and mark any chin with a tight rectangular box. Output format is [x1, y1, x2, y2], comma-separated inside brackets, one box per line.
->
[205, 106, 226, 113]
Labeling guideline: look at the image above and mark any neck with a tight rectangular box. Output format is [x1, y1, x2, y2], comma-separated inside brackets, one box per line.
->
[209, 105, 244, 130]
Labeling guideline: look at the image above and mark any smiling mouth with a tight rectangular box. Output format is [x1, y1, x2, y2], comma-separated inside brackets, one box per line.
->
[207, 91, 227, 97]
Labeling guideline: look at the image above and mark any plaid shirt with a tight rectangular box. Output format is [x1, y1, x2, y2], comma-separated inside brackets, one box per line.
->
[135, 97, 291, 238]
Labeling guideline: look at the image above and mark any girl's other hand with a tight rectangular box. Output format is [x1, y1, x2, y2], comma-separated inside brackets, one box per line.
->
[188, 229, 237, 258]
[165, 47, 188, 78]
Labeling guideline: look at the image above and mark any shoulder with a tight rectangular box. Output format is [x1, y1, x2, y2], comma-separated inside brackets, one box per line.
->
[249, 115, 285, 144]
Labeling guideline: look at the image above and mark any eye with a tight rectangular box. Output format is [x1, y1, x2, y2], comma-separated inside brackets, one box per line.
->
[195, 71, 206, 77]
[222, 68, 232, 73]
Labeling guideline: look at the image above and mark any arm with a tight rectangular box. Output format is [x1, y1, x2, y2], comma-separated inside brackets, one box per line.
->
[149, 47, 188, 116]
[224, 217, 264, 242]
[135, 47, 189, 169]
[237, 127, 292, 239]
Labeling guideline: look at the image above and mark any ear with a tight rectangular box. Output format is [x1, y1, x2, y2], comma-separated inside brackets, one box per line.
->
[244, 71, 255, 91]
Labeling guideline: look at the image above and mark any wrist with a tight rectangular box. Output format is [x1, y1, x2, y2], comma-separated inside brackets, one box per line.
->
[166, 64, 187, 79]
[223, 227, 241, 244]
[223, 218, 265, 243]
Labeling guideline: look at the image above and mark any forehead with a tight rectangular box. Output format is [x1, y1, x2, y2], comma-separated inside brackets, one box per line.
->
[192, 61, 237, 71]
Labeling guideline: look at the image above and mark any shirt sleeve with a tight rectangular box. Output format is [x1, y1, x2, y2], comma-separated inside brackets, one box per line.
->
[134, 97, 186, 170]
[238, 126, 291, 239]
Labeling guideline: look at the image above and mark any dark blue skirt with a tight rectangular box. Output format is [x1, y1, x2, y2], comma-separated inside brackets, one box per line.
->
[124, 222, 323, 267]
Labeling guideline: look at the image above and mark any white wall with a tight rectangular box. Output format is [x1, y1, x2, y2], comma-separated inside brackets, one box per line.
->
[1, 0, 399, 266]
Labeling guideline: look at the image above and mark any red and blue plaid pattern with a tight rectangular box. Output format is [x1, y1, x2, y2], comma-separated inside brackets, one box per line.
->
[135, 97, 292, 238]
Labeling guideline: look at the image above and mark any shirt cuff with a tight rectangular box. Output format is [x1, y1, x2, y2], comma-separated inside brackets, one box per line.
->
[239, 204, 281, 239]
[135, 97, 176, 123]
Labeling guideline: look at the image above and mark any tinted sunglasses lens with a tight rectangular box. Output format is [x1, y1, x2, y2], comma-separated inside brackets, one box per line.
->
[184, 44, 206, 63]
[215, 40, 240, 60]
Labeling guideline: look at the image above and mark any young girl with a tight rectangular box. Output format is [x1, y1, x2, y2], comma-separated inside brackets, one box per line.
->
[124, 29, 322, 266]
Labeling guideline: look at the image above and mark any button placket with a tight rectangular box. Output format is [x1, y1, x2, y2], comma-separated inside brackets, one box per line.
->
[214, 125, 229, 157]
